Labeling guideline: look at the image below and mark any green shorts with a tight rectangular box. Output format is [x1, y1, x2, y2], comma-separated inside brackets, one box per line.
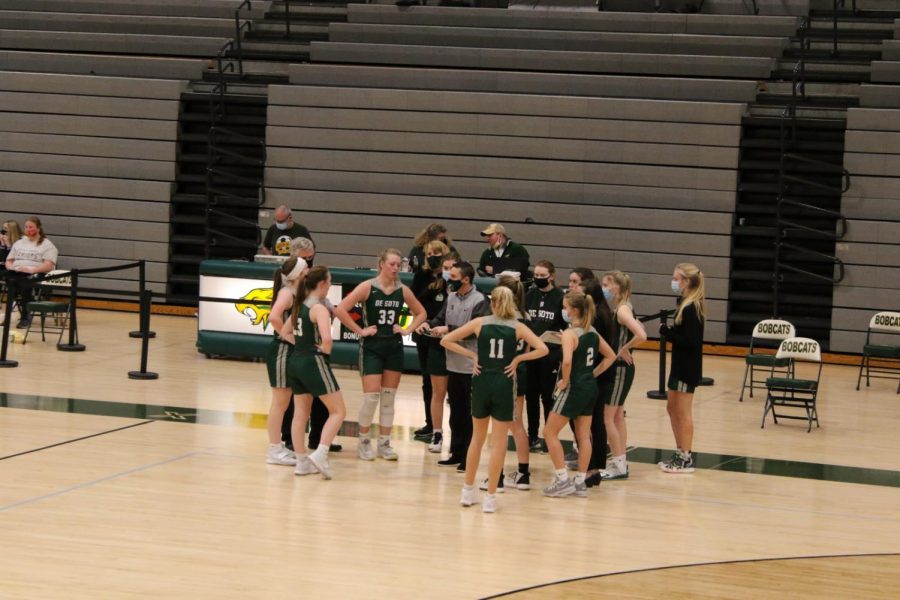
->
[552, 378, 598, 419]
[287, 352, 340, 397]
[667, 374, 696, 394]
[359, 336, 404, 375]
[516, 361, 527, 393]
[471, 370, 515, 421]
[266, 338, 292, 388]
[424, 338, 448, 376]
[606, 363, 635, 407]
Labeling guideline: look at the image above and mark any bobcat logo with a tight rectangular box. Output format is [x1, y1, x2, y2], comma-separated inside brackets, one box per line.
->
[235, 288, 274, 331]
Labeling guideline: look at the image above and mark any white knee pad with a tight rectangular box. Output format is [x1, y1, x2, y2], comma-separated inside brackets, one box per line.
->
[379, 388, 397, 428]
[358, 392, 380, 428]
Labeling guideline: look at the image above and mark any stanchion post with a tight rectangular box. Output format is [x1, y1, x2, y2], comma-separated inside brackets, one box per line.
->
[58, 270, 86, 352]
[129, 260, 156, 339]
[129, 289, 158, 380]
[647, 309, 668, 400]
[0, 275, 19, 368]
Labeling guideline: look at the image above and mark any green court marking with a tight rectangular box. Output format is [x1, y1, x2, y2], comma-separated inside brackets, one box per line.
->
[2, 392, 898, 489]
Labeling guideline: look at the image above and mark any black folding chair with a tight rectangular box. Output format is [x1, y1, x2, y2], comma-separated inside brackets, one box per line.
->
[856, 312, 900, 394]
[739, 319, 796, 402]
[762, 337, 823, 433]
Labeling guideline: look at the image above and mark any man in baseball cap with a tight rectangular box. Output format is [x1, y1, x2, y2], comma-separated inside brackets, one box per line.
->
[478, 223, 530, 279]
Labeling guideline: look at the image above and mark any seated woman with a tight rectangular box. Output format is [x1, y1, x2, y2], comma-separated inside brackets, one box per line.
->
[1, 220, 22, 266]
[4, 216, 58, 328]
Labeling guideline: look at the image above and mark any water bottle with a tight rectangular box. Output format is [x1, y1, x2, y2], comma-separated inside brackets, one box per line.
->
[401, 257, 410, 273]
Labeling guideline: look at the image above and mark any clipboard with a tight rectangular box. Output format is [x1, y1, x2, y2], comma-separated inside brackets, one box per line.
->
[540, 331, 562, 345]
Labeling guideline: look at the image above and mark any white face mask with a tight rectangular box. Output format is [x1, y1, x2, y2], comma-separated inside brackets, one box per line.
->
[275, 221, 289, 231]
[442, 271, 452, 282]
[561, 309, 571, 324]
[671, 280, 682, 294]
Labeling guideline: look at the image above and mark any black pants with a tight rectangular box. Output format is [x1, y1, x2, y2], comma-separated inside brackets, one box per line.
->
[447, 371, 473, 463]
[415, 336, 433, 428]
[281, 397, 328, 450]
[525, 346, 561, 440]
[589, 377, 611, 470]
[5, 272, 35, 319]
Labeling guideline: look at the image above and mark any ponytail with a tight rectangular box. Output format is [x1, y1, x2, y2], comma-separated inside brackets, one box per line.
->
[290, 266, 330, 326]
[564, 290, 595, 330]
[490, 286, 518, 320]
[674, 263, 706, 325]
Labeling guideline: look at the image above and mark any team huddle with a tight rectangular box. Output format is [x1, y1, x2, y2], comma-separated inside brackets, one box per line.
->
[263, 224, 707, 514]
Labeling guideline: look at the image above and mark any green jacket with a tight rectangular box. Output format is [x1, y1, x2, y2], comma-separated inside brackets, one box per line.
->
[477, 240, 530, 278]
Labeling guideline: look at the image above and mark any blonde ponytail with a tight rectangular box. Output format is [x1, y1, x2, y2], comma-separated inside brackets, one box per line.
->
[674, 263, 706, 325]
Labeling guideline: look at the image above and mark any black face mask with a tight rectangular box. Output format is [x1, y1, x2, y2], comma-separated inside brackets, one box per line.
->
[305, 255, 314, 267]
[533, 277, 550, 290]
[427, 256, 442, 270]
[447, 279, 463, 292]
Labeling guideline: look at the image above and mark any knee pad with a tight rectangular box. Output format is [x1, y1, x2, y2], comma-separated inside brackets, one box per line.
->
[358, 392, 380, 428]
[379, 388, 397, 428]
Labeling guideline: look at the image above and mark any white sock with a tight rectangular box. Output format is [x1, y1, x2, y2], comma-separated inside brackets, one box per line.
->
[614, 454, 627, 467]
[574, 472, 586, 484]
[555, 468, 568, 481]
[433, 428, 442, 434]
[463, 484, 474, 491]
[314, 444, 329, 458]
[378, 435, 390, 445]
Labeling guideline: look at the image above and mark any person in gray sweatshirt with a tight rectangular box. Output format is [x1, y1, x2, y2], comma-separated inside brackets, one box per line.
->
[417, 261, 490, 471]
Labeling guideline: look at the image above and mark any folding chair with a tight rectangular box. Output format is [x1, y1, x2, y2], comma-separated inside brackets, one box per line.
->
[761, 337, 822, 433]
[22, 270, 72, 345]
[856, 311, 900, 394]
[739, 319, 796, 401]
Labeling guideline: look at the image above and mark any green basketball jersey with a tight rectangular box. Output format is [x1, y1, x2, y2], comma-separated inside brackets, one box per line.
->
[570, 326, 600, 384]
[614, 302, 635, 353]
[477, 316, 519, 373]
[293, 297, 322, 354]
[363, 279, 405, 339]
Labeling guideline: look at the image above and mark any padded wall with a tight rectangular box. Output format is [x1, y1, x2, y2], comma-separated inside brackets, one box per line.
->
[0, 71, 185, 298]
[833, 93, 900, 352]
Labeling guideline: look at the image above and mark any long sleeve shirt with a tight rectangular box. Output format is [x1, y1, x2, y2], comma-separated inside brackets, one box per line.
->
[662, 301, 704, 386]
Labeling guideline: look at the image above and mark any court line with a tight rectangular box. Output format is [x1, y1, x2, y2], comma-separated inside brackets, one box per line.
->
[0, 420, 156, 462]
[600, 485, 900, 524]
[0, 451, 200, 514]
[480, 552, 900, 599]
[3, 392, 899, 488]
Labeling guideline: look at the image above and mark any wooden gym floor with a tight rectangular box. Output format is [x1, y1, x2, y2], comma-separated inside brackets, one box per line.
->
[1, 310, 898, 598]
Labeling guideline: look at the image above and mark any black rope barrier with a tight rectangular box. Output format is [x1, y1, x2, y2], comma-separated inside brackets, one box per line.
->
[0, 274, 19, 368]
[639, 309, 676, 400]
[129, 260, 156, 339]
[0, 261, 158, 379]
[58, 269, 84, 352]
[128, 289, 158, 380]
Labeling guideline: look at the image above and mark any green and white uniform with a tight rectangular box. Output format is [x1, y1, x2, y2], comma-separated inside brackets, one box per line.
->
[266, 290, 293, 388]
[552, 326, 600, 418]
[606, 302, 636, 407]
[287, 297, 340, 396]
[471, 315, 519, 421]
[358, 279, 406, 375]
